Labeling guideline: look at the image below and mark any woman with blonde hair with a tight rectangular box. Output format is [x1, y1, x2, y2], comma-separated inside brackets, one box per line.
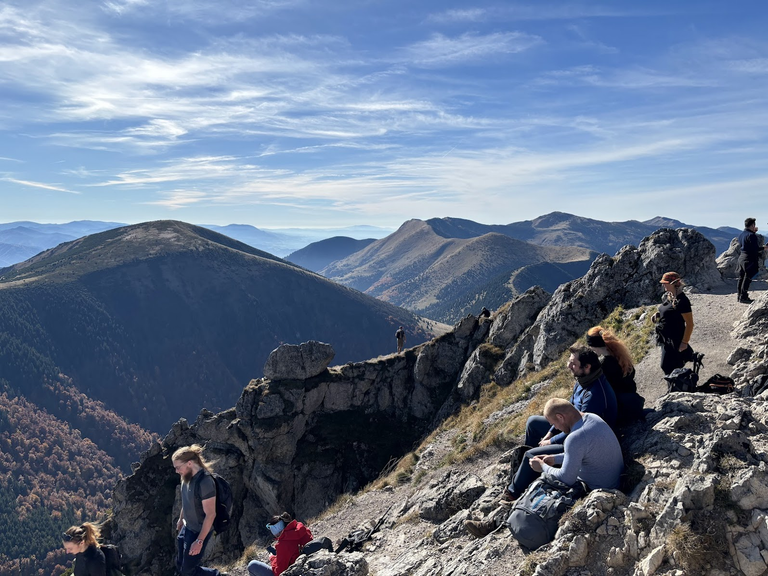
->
[586, 325, 645, 424]
[62, 522, 106, 576]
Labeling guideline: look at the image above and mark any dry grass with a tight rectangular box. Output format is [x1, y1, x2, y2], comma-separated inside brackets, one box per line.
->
[365, 305, 656, 501]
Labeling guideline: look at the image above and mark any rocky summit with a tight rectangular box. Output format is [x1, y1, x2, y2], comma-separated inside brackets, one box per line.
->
[107, 227, 768, 576]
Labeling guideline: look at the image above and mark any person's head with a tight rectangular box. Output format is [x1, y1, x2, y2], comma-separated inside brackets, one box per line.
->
[543, 398, 581, 434]
[172, 444, 213, 484]
[586, 325, 634, 376]
[567, 346, 600, 377]
[267, 512, 293, 537]
[659, 271, 684, 295]
[745, 217, 757, 231]
[62, 522, 100, 555]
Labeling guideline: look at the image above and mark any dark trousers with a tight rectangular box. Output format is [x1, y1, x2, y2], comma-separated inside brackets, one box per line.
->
[660, 343, 693, 375]
[507, 416, 565, 498]
[176, 526, 218, 576]
[738, 259, 757, 299]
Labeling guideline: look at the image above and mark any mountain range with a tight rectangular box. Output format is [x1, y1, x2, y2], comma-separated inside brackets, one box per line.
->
[0, 221, 392, 266]
[0, 220, 437, 433]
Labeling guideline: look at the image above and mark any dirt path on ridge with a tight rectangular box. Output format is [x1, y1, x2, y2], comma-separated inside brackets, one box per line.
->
[635, 278, 766, 407]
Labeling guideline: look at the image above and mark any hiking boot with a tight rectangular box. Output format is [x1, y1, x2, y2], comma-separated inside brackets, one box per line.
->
[464, 518, 496, 538]
[501, 489, 516, 503]
[739, 295, 753, 304]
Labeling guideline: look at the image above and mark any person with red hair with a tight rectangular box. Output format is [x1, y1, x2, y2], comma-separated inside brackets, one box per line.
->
[586, 325, 645, 424]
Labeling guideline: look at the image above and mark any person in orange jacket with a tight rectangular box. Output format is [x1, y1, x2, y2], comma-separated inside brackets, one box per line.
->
[248, 512, 313, 576]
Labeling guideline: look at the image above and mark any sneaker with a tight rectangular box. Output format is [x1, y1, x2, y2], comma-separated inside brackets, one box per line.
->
[464, 518, 496, 538]
[739, 296, 753, 304]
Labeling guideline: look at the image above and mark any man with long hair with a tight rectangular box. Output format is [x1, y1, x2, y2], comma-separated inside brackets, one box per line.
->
[172, 445, 226, 576]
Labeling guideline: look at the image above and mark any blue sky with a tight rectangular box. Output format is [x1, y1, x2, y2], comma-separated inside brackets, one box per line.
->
[1, 1, 767, 229]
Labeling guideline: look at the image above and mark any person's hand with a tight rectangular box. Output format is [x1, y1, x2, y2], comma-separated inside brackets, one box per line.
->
[189, 539, 203, 556]
[529, 456, 544, 473]
[538, 438, 551, 447]
[678, 342, 689, 352]
[652, 312, 660, 323]
[176, 518, 184, 533]
[539, 455, 556, 466]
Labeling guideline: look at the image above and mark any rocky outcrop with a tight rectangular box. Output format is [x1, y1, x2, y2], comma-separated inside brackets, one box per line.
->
[717, 233, 766, 279]
[108, 226, 736, 576]
[263, 341, 336, 381]
[109, 317, 488, 574]
[283, 551, 368, 576]
[495, 228, 723, 384]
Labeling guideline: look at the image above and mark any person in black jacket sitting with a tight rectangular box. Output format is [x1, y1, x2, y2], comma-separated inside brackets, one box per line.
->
[586, 325, 645, 425]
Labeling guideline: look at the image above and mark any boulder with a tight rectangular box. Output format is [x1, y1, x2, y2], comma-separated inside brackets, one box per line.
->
[283, 551, 369, 576]
[263, 341, 335, 380]
[717, 233, 766, 279]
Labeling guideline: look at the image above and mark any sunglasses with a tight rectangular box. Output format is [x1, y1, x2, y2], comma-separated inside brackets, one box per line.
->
[62, 533, 74, 542]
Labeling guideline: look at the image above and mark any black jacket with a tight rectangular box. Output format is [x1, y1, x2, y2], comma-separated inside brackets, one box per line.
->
[73, 545, 106, 576]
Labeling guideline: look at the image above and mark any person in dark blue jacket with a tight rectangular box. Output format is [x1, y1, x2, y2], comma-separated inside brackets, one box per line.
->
[737, 217, 765, 304]
[503, 346, 618, 501]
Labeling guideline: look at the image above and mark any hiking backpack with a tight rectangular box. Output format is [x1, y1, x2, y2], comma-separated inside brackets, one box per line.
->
[743, 374, 768, 397]
[505, 477, 586, 550]
[301, 537, 334, 556]
[664, 368, 699, 393]
[697, 374, 736, 395]
[100, 544, 124, 576]
[194, 472, 234, 534]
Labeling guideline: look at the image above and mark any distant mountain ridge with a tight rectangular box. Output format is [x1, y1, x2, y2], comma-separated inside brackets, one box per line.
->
[322, 219, 596, 322]
[0, 220, 439, 433]
[286, 236, 376, 272]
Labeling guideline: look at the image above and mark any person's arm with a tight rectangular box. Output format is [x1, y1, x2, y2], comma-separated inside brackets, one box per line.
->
[540, 436, 586, 486]
[189, 496, 216, 556]
[680, 312, 694, 351]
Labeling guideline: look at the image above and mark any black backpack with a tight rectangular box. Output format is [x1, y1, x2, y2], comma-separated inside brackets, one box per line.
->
[301, 537, 334, 556]
[505, 477, 586, 550]
[697, 374, 736, 395]
[664, 368, 699, 393]
[194, 472, 234, 534]
[100, 544, 124, 576]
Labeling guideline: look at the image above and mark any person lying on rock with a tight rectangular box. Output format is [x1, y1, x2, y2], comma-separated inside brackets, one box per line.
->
[248, 512, 313, 576]
[586, 325, 645, 425]
[501, 346, 617, 503]
[465, 399, 624, 538]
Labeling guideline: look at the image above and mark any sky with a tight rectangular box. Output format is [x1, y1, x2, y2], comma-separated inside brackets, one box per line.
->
[1, 1, 767, 229]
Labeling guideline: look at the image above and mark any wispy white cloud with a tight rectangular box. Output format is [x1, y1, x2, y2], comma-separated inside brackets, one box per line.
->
[400, 31, 543, 67]
[2, 177, 80, 194]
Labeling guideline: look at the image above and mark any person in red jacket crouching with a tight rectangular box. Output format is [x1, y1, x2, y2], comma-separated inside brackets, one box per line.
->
[248, 512, 313, 576]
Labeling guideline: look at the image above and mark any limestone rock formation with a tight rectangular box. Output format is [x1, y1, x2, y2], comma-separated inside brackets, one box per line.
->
[108, 316, 488, 574]
[495, 228, 723, 384]
[263, 341, 336, 381]
[282, 551, 368, 576]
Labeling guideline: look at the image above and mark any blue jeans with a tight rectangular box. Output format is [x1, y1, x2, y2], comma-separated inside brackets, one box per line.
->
[509, 416, 565, 498]
[248, 560, 274, 576]
[176, 526, 219, 576]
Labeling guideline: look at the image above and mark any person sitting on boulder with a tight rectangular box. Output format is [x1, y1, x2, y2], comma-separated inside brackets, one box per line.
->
[652, 271, 695, 375]
[465, 399, 624, 538]
[500, 346, 617, 503]
[586, 325, 645, 425]
[248, 512, 313, 576]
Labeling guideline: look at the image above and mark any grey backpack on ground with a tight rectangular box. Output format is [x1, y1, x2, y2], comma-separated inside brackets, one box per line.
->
[505, 477, 587, 550]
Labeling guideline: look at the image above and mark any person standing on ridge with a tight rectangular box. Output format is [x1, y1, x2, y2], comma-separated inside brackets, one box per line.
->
[172, 445, 227, 576]
[737, 217, 765, 304]
[395, 326, 406, 353]
[652, 271, 694, 375]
